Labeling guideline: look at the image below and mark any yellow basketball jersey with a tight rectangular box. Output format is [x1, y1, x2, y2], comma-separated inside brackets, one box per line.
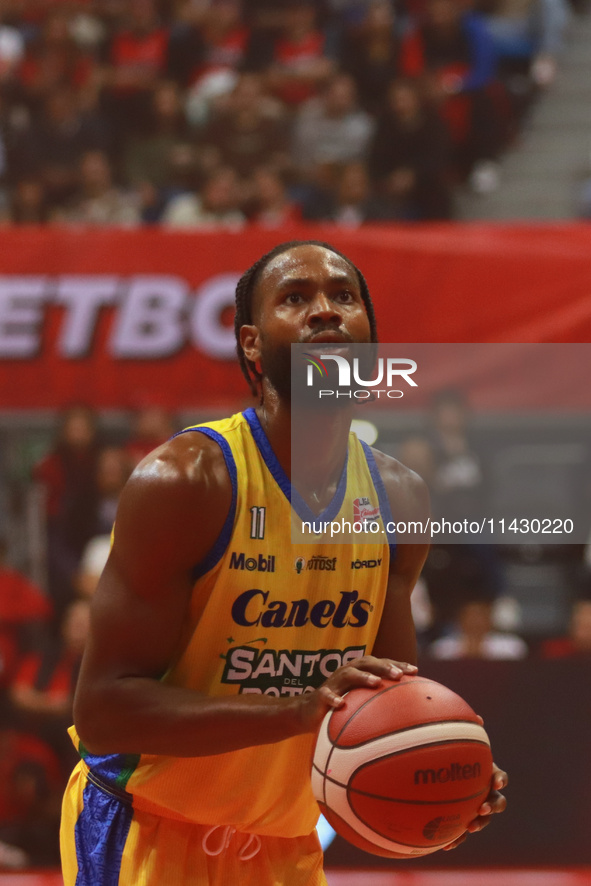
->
[68, 408, 396, 837]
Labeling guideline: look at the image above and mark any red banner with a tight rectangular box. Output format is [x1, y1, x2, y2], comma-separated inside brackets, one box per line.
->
[1, 224, 591, 410]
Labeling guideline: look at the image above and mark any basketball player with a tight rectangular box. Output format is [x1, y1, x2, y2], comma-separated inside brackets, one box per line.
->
[60, 241, 507, 885]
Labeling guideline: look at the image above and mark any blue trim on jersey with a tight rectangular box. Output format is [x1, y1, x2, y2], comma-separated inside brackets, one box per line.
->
[243, 407, 291, 500]
[361, 441, 397, 556]
[243, 407, 349, 525]
[74, 778, 132, 886]
[172, 426, 238, 581]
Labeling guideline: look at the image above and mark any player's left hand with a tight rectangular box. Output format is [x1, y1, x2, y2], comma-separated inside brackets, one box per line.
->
[442, 762, 508, 851]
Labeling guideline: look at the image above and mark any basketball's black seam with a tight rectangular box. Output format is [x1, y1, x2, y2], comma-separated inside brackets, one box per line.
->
[329, 678, 437, 749]
[330, 720, 488, 751]
[345, 783, 489, 806]
[324, 678, 437, 783]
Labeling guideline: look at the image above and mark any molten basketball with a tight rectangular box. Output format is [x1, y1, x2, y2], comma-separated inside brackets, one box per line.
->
[311, 675, 493, 858]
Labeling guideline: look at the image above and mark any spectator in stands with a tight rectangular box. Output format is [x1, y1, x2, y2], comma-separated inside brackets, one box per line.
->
[0, 8, 24, 97]
[17, 8, 98, 116]
[416, 389, 504, 630]
[302, 159, 399, 224]
[339, 0, 402, 113]
[101, 0, 171, 143]
[8, 176, 49, 224]
[429, 387, 486, 522]
[124, 80, 191, 187]
[481, 0, 570, 89]
[201, 73, 290, 179]
[292, 72, 374, 177]
[125, 404, 175, 467]
[0, 537, 52, 723]
[16, 86, 110, 212]
[10, 598, 90, 771]
[94, 445, 131, 536]
[428, 599, 528, 659]
[540, 599, 591, 658]
[247, 166, 302, 227]
[53, 148, 141, 225]
[369, 77, 454, 219]
[399, 0, 506, 191]
[141, 140, 209, 222]
[123, 79, 195, 221]
[162, 164, 245, 227]
[33, 405, 100, 614]
[0, 89, 22, 193]
[76, 535, 111, 600]
[175, 0, 256, 124]
[264, 0, 335, 108]
[0, 730, 63, 868]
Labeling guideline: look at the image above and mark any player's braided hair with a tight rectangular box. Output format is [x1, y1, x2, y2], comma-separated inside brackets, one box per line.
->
[234, 240, 378, 396]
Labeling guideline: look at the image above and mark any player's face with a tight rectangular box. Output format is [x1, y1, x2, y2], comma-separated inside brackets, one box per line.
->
[254, 244, 371, 347]
[243, 245, 372, 400]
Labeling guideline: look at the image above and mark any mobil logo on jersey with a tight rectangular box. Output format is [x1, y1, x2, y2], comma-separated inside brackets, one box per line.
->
[299, 344, 418, 402]
[229, 551, 276, 572]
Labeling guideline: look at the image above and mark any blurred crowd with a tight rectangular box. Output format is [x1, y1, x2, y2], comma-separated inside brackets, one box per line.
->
[0, 402, 175, 869]
[0, 0, 574, 226]
[1, 397, 591, 868]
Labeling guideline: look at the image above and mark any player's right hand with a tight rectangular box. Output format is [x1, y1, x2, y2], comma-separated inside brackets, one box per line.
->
[300, 655, 418, 732]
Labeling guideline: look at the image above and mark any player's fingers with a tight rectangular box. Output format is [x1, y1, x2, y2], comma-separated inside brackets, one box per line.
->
[318, 669, 382, 709]
[389, 660, 419, 675]
[353, 656, 418, 680]
[331, 667, 382, 694]
[316, 685, 347, 709]
[492, 763, 508, 791]
[483, 791, 507, 815]
[442, 833, 468, 851]
[467, 816, 492, 834]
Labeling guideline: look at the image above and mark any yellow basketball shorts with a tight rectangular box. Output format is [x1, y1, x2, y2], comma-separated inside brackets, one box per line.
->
[60, 761, 328, 886]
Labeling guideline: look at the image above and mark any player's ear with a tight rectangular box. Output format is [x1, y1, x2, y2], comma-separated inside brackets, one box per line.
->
[240, 324, 261, 364]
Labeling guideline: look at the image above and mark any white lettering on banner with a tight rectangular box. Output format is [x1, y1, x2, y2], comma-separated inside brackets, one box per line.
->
[190, 273, 240, 359]
[111, 276, 188, 358]
[56, 277, 119, 358]
[0, 273, 241, 361]
[0, 277, 47, 357]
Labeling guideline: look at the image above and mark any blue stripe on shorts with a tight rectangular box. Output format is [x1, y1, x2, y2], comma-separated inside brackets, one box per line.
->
[74, 777, 133, 886]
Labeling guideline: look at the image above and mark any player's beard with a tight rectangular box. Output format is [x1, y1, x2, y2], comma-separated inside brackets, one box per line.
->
[259, 337, 361, 410]
[259, 338, 292, 402]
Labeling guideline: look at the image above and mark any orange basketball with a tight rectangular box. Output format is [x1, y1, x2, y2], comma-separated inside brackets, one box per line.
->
[311, 675, 493, 858]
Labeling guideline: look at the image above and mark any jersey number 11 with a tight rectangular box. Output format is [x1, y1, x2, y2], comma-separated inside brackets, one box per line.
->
[250, 506, 266, 539]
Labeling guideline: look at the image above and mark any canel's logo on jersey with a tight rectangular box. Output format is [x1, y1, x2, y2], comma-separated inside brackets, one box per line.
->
[303, 352, 418, 401]
[229, 552, 275, 573]
[231, 589, 372, 629]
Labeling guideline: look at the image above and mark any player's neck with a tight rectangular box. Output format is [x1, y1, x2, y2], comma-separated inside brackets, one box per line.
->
[256, 394, 352, 507]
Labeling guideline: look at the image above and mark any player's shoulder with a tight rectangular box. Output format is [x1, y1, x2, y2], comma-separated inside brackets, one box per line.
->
[369, 446, 430, 518]
[134, 429, 229, 490]
[116, 427, 233, 535]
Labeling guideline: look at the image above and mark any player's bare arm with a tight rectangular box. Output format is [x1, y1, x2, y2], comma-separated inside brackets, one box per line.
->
[370, 448, 430, 664]
[74, 430, 411, 758]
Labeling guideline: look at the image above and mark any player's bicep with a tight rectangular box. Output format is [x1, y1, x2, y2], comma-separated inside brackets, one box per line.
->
[82, 550, 194, 684]
[75, 435, 231, 697]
